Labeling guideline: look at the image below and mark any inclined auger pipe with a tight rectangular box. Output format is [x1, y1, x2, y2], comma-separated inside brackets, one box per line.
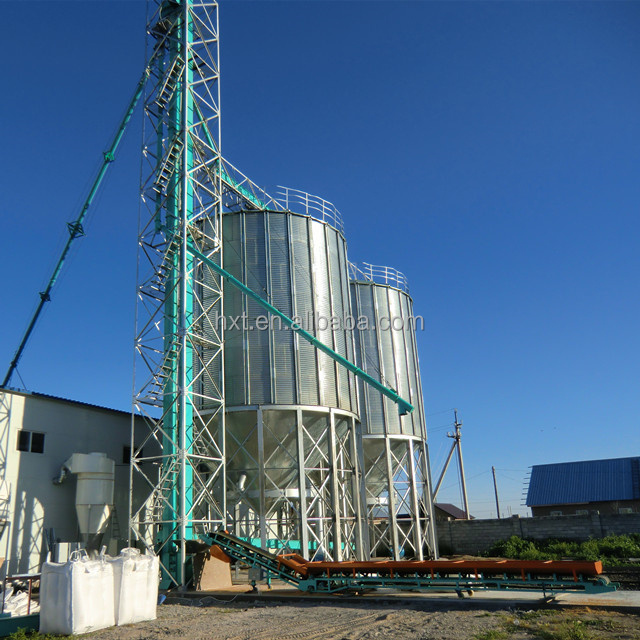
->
[187, 244, 414, 416]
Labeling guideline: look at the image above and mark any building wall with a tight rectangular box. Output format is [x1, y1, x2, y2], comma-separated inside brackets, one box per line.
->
[437, 513, 640, 555]
[434, 507, 467, 522]
[531, 500, 640, 517]
[0, 390, 149, 576]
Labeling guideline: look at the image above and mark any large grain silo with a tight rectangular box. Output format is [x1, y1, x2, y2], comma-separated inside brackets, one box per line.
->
[221, 189, 364, 560]
[349, 263, 437, 560]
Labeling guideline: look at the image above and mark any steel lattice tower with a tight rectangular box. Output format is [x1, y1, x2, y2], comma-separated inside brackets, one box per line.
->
[130, 0, 225, 587]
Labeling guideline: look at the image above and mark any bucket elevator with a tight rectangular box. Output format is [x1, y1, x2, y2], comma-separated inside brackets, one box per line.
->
[128, 0, 435, 586]
[130, 0, 227, 586]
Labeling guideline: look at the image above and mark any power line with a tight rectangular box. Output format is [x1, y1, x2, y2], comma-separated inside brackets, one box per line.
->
[426, 408, 456, 418]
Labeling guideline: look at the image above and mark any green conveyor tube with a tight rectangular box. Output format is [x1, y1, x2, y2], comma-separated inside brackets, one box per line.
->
[188, 245, 414, 416]
[2, 61, 154, 389]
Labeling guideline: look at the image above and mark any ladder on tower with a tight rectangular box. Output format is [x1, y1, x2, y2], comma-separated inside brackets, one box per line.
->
[155, 56, 184, 112]
[110, 505, 122, 542]
[153, 137, 184, 195]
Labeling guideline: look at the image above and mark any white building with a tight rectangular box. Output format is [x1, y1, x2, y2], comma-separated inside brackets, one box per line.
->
[0, 388, 151, 576]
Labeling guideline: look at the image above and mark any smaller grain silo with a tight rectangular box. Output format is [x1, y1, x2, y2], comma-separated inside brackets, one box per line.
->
[349, 263, 437, 560]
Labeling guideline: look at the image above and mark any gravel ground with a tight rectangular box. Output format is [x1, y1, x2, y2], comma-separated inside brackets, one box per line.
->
[85, 601, 640, 640]
[606, 567, 640, 591]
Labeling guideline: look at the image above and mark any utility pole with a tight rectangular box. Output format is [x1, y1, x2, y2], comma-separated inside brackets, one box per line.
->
[492, 466, 501, 519]
[432, 409, 471, 520]
[454, 410, 470, 519]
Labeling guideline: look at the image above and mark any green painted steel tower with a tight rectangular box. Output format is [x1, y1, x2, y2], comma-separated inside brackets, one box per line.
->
[130, 0, 226, 587]
[127, 0, 433, 587]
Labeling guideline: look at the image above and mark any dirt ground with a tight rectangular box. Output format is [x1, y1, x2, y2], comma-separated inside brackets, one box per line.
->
[86, 600, 640, 640]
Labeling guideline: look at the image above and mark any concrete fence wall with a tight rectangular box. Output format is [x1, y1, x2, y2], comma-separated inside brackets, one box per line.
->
[436, 513, 640, 556]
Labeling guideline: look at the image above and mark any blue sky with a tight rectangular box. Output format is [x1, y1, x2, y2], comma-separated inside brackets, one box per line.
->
[1, 1, 639, 518]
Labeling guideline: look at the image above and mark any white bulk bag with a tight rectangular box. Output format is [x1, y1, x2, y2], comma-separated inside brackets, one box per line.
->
[110, 548, 159, 625]
[39, 550, 115, 635]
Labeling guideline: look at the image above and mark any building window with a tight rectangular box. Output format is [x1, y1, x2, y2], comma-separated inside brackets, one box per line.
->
[619, 507, 633, 514]
[575, 509, 589, 516]
[16, 430, 45, 454]
[550, 510, 563, 516]
[123, 445, 144, 464]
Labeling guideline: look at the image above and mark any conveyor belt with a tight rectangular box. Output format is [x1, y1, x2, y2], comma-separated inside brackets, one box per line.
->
[208, 531, 617, 597]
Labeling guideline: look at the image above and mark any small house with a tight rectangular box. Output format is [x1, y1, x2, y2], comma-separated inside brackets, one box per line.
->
[526, 456, 640, 517]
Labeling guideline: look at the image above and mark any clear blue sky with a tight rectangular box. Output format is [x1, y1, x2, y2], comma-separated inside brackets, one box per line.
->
[1, 1, 639, 518]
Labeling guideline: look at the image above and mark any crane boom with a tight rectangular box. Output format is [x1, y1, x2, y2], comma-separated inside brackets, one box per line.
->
[2, 64, 152, 389]
[188, 245, 414, 416]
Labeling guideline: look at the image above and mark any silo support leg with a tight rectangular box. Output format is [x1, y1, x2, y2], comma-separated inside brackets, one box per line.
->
[296, 409, 310, 559]
[408, 440, 424, 560]
[257, 408, 267, 549]
[384, 439, 400, 560]
[328, 412, 342, 561]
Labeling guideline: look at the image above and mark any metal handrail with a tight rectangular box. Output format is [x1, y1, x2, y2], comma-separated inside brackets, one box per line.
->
[348, 262, 410, 293]
[275, 186, 344, 234]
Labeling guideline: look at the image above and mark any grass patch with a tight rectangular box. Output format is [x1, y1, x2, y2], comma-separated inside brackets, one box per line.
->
[484, 609, 630, 640]
[473, 631, 509, 640]
[582, 618, 618, 631]
[8, 631, 58, 640]
[534, 620, 593, 640]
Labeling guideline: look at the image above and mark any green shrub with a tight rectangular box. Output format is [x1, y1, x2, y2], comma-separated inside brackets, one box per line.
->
[483, 534, 640, 564]
[593, 533, 640, 559]
[486, 535, 540, 559]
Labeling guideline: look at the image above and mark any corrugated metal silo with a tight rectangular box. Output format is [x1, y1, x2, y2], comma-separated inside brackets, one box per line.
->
[350, 263, 437, 560]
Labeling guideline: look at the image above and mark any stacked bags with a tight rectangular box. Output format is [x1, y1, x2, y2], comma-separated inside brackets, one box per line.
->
[39, 548, 159, 635]
[1, 586, 40, 616]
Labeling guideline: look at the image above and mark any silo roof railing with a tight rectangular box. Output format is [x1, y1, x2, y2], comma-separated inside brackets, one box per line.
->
[348, 262, 410, 293]
[275, 186, 344, 234]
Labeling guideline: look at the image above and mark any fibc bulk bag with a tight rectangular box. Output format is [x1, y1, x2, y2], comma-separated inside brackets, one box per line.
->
[110, 548, 159, 625]
[39, 551, 115, 635]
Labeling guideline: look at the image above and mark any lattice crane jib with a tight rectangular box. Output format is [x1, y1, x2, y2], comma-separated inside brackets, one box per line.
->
[130, 0, 225, 588]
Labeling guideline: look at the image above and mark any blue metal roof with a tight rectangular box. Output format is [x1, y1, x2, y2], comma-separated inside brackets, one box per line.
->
[526, 457, 640, 507]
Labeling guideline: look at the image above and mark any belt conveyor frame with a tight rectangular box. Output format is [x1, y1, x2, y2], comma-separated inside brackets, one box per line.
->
[207, 531, 617, 598]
